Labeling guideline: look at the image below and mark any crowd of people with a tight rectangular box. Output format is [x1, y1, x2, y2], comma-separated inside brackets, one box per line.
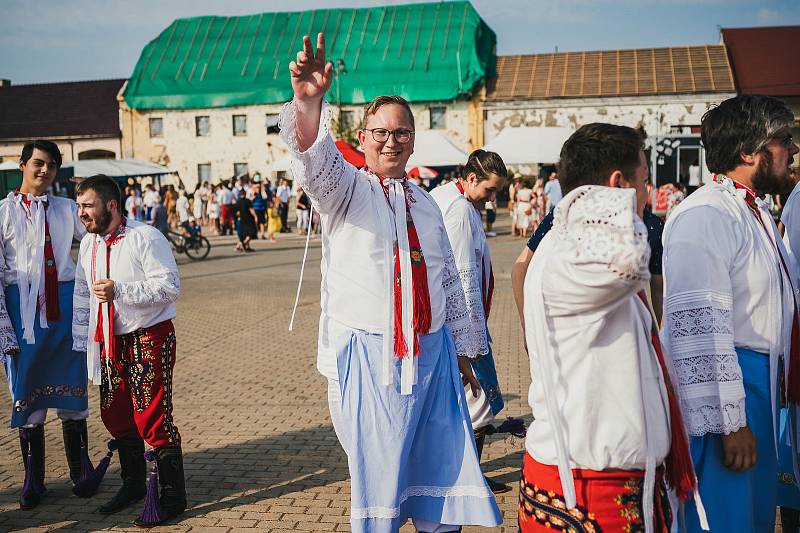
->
[1, 30, 799, 533]
[120, 175, 322, 252]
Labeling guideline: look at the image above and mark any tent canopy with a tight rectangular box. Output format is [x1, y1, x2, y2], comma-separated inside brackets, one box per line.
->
[123, 1, 496, 110]
[482, 126, 575, 165]
[406, 130, 467, 167]
[61, 158, 177, 179]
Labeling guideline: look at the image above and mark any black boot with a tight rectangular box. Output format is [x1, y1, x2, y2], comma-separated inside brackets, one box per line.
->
[97, 438, 146, 514]
[134, 446, 187, 527]
[62, 419, 88, 485]
[474, 427, 510, 495]
[19, 425, 46, 509]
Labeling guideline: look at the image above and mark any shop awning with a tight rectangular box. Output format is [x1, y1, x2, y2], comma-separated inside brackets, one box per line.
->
[406, 130, 467, 167]
[61, 158, 177, 178]
[482, 126, 575, 165]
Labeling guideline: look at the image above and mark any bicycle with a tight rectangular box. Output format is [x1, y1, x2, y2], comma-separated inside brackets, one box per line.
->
[166, 230, 211, 260]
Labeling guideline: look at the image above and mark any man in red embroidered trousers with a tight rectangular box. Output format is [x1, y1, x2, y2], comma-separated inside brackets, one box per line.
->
[73, 175, 185, 527]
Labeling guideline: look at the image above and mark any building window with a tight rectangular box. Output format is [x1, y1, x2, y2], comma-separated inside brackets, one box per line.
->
[340, 111, 355, 128]
[265, 114, 280, 134]
[430, 106, 446, 129]
[234, 162, 249, 177]
[149, 117, 163, 138]
[197, 163, 212, 183]
[195, 116, 210, 137]
[233, 114, 247, 136]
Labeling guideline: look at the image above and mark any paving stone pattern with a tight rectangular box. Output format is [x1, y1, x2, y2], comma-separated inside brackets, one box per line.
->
[0, 212, 758, 532]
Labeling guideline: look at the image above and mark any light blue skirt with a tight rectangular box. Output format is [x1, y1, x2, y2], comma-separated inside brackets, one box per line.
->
[334, 325, 502, 533]
[681, 348, 777, 532]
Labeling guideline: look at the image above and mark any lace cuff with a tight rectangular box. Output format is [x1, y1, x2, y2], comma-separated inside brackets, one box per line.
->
[0, 284, 19, 356]
[114, 272, 180, 307]
[72, 277, 90, 352]
[278, 100, 351, 215]
[442, 246, 480, 357]
[665, 289, 745, 436]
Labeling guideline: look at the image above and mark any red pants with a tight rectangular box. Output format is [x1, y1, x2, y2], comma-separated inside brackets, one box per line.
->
[219, 205, 234, 228]
[518, 452, 671, 532]
[100, 320, 181, 449]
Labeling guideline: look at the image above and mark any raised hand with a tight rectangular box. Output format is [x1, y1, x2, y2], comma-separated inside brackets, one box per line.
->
[289, 33, 333, 103]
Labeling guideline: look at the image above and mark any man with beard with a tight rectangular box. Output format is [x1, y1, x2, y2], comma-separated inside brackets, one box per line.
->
[662, 95, 800, 531]
[72, 175, 185, 526]
[0, 140, 95, 508]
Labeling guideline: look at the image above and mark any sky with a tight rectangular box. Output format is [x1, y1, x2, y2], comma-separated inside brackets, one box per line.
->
[2, 0, 799, 85]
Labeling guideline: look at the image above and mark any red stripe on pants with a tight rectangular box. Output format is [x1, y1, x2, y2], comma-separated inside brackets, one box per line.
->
[100, 320, 181, 448]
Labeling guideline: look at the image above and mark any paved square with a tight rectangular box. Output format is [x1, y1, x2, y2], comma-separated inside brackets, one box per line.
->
[0, 215, 530, 532]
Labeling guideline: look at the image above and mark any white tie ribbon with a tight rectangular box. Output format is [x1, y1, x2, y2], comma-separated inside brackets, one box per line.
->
[7, 192, 48, 344]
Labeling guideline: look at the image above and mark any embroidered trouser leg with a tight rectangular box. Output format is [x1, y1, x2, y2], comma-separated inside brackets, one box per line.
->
[100, 321, 181, 449]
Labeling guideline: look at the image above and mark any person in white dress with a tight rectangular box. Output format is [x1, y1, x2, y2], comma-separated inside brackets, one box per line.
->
[281, 33, 501, 533]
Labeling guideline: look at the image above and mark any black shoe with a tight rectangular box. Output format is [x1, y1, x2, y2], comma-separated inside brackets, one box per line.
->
[484, 475, 511, 494]
[133, 446, 186, 527]
[62, 419, 88, 485]
[19, 425, 46, 509]
[97, 438, 146, 514]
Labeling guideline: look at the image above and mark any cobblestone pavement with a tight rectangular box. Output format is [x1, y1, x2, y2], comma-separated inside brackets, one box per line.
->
[0, 212, 537, 532]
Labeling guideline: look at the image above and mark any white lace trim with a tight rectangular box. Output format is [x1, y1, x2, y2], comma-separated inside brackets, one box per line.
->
[457, 263, 489, 357]
[664, 289, 745, 436]
[350, 484, 494, 520]
[72, 276, 91, 352]
[553, 185, 650, 282]
[442, 246, 478, 357]
[114, 271, 180, 307]
[0, 283, 18, 356]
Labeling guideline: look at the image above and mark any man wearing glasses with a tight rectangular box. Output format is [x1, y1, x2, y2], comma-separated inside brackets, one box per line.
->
[662, 95, 800, 531]
[279, 34, 501, 533]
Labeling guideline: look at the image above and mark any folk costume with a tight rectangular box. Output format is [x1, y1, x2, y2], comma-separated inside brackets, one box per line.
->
[430, 182, 509, 491]
[522, 186, 694, 533]
[73, 218, 185, 526]
[0, 192, 93, 508]
[280, 101, 502, 533]
[663, 176, 799, 532]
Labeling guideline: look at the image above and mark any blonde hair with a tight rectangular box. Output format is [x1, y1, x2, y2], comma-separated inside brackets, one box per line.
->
[361, 95, 415, 129]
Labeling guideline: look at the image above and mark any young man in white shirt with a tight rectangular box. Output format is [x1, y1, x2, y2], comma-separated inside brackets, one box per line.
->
[663, 95, 799, 532]
[281, 34, 501, 533]
[73, 175, 185, 527]
[521, 124, 697, 532]
[1, 140, 96, 508]
[431, 149, 513, 494]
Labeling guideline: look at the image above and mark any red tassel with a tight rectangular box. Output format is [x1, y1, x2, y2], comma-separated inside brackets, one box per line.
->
[94, 305, 104, 343]
[393, 243, 406, 358]
[787, 307, 800, 404]
[43, 220, 60, 321]
[651, 330, 696, 501]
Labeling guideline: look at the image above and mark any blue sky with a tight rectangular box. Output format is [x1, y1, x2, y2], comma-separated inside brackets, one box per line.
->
[2, 0, 799, 84]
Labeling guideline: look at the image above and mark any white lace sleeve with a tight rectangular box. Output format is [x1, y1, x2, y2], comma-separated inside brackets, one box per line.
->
[543, 186, 650, 316]
[443, 204, 488, 357]
[113, 232, 180, 307]
[278, 100, 356, 218]
[0, 242, 19, 358]
[663, 205, 746, 436]
[442, 236, 481, 358]
[72, 250, 90, 353]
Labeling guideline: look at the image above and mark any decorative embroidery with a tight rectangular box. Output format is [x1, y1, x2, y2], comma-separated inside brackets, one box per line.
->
[518, 479, 601, 533]
[351, 484, 493, 521]
[123, 329, 157, 412]
[13, 385, 87, 413]
[99, 354, 123, 410]
[779, 472, 797, 485]
[614, 478, 643, 531]
[159, 330, 180, 445]
[669, 307, 733, 338]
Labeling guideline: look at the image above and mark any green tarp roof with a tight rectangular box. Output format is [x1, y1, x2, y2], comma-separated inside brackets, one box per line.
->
[123, 1, 496, 110]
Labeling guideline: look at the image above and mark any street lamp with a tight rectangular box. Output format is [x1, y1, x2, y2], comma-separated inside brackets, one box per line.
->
[332, 59, 347, 137]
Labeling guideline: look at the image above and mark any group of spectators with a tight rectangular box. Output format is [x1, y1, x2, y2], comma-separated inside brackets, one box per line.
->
[121, 174, 321, 253]
[508, 171, 562, 238]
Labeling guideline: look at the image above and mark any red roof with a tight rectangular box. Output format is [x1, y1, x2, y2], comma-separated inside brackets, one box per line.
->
[721, 26, 800, 96]
[335, 140, 366, 168]
[0, 79, 126, 141]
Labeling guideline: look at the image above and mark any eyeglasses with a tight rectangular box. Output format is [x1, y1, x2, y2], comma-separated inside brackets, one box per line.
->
[363, 128, 415, 143]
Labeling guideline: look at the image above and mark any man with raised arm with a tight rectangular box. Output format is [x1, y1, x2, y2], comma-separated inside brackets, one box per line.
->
[280, 34, 502, 533]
